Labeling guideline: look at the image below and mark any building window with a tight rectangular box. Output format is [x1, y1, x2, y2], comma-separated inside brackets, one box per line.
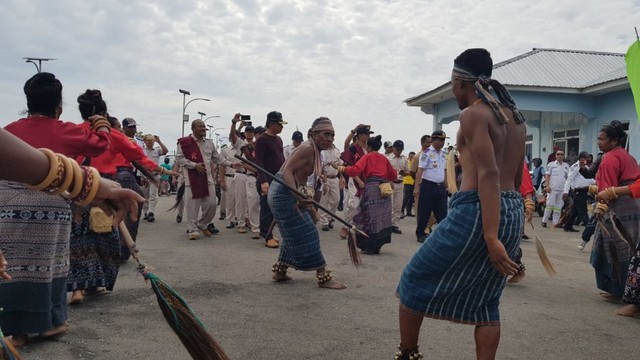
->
[525, 134, 533, 165]
[553, 128, 580, 165]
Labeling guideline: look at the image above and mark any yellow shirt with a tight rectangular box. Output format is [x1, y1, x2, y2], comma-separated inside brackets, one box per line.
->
[403, 159, 414, 185]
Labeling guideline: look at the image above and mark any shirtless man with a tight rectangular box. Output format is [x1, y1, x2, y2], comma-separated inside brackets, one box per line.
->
[395, 48, 526, 360]
[268, 117, 346, 290]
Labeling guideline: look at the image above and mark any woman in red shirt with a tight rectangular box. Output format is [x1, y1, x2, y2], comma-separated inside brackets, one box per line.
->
[338, 135, 397, 254]
[591, 120, 640, 316]
[0, 73, 111, 346]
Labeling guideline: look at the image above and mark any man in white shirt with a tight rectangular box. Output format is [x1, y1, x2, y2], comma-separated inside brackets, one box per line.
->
[541, 150, 570, 227]
[386, 140, 409, 234]
[283, 131, 304, 160]
[142, 134, 168, 222]
[562, 151, 595, 232]
[319, 145, 342, 231]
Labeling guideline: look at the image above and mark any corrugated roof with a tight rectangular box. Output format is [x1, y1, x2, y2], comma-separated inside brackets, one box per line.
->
[493, 48, 626, 88]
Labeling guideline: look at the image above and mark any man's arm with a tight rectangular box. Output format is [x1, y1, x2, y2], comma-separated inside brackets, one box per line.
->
[563, 165, 578, 195]
[460, 110, 519, 276]
[155, 136, 168, 155]
[544, 166, 551, 192]
[229, 113, 241, 143]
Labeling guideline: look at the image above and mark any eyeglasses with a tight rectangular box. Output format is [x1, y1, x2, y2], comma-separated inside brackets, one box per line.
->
[556, 153, 564, 156]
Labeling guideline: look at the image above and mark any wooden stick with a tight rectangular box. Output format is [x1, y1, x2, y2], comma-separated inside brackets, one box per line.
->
[233, 154, 368, 238]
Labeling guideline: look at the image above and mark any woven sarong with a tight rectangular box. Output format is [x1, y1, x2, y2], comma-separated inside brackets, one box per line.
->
[591, 195, 640, 298]
[67, 206, 121, 292]
[397, 190, 523, 326]
[0, 181, 71, 335]
[353, 177, 392, 253]
[268, 174, 326, 271]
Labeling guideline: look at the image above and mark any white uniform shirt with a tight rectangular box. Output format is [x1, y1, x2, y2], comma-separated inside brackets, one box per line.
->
[418, 146, 447, 183]
[563, 162, 596, 194]
[545, 161, 570, 191]
[386, 153, 408, 182]
[283, 143, 300, 161]
[143, 147, 162, 166]
[321, 147, 341, 177]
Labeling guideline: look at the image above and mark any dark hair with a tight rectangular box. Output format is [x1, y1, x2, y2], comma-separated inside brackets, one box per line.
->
[23, 72, 62, 117]
[107, 115, 119, 128]
[164, 157, 170, 164]
[600, 120, 627, 148]
[420, 134, 431, 144]
[532, 158, 542, 167]
[578, 151, 590, 159]
[77, 89, 107, 120]
[367, 135, 383, 151]
[454, 48, 493, 78]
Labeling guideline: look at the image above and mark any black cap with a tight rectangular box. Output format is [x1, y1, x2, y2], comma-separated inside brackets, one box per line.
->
[122, 118, 137, 127]
[355, 125, 373, 135]
[245, 125, 255, 132]
[254, 126, 266, 134]
[384, 141, 393, 148]
[393, 140, 404, 149]
[431, 130, 448, 139]
[266, 111, 288, 125]
[292, 131, 303, 141]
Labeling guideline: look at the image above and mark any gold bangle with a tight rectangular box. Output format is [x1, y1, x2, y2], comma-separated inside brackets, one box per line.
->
[588, 184, 599, 195]
[607, 186, 618, 200]
[77, 167, 101, 205]
[49, 154, 75, 195]
[63, 159, 85, 200]
[29, 148, 60, 191]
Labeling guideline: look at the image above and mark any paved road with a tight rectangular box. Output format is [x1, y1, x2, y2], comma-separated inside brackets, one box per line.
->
[18, 196, 638, 359]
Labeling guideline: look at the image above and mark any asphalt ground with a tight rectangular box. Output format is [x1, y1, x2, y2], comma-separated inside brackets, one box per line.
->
[17, 196, 639, 360]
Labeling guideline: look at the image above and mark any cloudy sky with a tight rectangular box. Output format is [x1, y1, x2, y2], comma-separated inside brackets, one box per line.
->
[1, 0, 638, 152]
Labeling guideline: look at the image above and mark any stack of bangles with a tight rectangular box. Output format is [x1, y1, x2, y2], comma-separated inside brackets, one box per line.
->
[336, 165, 347, 173]
[29, 148, 101, 206]
[594, 202, 609, 215]
[158, 166, 170, 175]
[588, 184, 599, 195]
[603, 186, 618, 200]
[523, 198, 535, 213]
[90, 116, 111, 132]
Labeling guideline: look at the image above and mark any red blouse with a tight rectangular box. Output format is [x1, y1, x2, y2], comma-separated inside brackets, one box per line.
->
[78, 122, 157, 175]
[343, 152, 397, 181]
[629, 179, 640, 198]
[4, 116, 109, 158]
[595, 147, 640, 190]
[519, 162, 535, 197]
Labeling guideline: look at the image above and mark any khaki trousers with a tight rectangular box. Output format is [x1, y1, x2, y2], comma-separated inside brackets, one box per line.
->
[185, 183, 217, 234]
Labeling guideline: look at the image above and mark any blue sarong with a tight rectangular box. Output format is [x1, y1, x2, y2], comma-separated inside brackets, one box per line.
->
[267, 175, 326, 271]
[397, 190, 523, 326]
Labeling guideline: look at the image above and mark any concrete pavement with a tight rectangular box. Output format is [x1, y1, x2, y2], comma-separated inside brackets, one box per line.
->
[19, 196, 638, 359]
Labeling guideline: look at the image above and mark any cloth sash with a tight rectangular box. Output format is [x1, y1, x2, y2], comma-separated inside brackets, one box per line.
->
[178, 136, 209, 199]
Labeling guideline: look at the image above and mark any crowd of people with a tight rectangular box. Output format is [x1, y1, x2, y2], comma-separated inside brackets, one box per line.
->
[0, 47, 639, 359]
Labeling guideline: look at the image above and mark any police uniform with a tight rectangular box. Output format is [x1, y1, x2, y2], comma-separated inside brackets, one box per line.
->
[542, 160, 570, 226]
[415, 144, 447, 241]
[386, 140, 408, 231]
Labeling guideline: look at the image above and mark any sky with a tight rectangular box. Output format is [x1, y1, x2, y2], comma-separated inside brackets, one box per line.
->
[1, 0, 639, 153]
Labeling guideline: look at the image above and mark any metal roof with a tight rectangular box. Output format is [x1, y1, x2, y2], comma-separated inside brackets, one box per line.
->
[406, 48, 627, 106]
[493, 48, 626, 88]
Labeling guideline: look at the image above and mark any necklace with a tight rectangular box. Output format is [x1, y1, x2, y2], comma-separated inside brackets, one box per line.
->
[471, 98, 482, 106]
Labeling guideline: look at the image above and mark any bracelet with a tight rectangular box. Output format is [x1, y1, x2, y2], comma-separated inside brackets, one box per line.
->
[90, 116, 111, 132]
[76, 167, 101, 206]
[29, 148, 59, 191]
[272, 262, 288, 274]
[337, 165, 346, 174]
[588, 184, 599, 195]
[49, 154, 75, 196]
[395, 345, 424, 360]
[605, 186, 618, 200]
[64, 159, 85, 200]
[41, 153, 67, 194]
[523, 198, 535, 211]
[316, 269, 333, 284]
[594, 202, 609, 215]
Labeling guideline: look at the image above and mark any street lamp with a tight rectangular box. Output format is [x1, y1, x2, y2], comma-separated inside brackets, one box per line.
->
[179, 89, 211, 137]
[204, 115, 221, 123]
[198, 111, 206, 120]
[23, 57, 56, 73]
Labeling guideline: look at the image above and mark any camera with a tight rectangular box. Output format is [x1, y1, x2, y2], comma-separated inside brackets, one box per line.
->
[241, 115, 251, 121]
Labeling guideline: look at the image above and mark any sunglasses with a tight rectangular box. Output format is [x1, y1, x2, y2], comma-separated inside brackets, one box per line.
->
[556, 153, 564, 155]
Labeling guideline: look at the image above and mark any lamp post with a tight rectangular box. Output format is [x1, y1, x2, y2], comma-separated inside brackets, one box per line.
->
[198, 111, 206, 120]
[204, 115, 221, 123]
[23, 57, 56, 73]
[179, 89, 211, 137]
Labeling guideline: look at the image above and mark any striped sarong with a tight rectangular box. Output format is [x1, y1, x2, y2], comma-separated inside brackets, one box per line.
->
[353, 177, 392, 253]
[397, 190, 523, 325]
[591, 195, 640, 298]
[268, 174, 326, 271]
[0, 181, 71, 335]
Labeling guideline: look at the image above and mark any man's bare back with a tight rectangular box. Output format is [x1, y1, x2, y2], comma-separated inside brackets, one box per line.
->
[281, 141, 317, 189]
[457, 104, 525, 192]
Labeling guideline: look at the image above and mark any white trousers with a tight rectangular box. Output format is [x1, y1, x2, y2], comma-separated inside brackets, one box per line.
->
[233, 173, 248, 227]
[245, 175, 260, 233]
[224, 174, 236, 222]
[142, 175, 161, 214]
[343, 178, 360, 227]
[391, 182, 403, 227]
[542, 190, 564, 225]
[318, 177, 340, 226]
[185, 183, 217, 233]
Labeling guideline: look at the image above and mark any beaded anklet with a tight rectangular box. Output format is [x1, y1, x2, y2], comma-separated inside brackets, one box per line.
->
[394, 344, 424, 360]
[316, 270, 332, 284]
[272, 262, 288, 275]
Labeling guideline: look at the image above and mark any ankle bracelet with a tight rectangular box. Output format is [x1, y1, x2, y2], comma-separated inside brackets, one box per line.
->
[272, 262, 288, 274]
[394, 344, 423, 360]
[316, 270, 332, 284]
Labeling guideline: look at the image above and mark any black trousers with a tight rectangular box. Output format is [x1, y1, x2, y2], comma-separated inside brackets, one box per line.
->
[115, 168, 144, 259]
[401, 184, 415, 214]
[415, 180, 448, 239]
[257, 179, 275, 241]
[564, 190, 590, 230]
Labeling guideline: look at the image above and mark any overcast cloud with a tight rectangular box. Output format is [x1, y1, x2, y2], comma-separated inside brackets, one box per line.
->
[0, 0, 638, 152]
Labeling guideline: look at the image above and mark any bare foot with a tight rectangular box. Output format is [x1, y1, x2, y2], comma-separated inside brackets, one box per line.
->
[601, 293, 622, 303]
[318, 279, 347, 290]
[6, 334, 29, 347]
[40, 322, 70, 338]
[272, 271, 292, 282]
[507, 271, 526, 284]
[69, 290, 84, 305]
[614, 304, 640, 317]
